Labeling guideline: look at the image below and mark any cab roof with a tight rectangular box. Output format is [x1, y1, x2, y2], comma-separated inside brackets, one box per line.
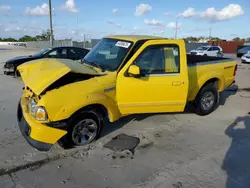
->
[105, 35, 166, 42]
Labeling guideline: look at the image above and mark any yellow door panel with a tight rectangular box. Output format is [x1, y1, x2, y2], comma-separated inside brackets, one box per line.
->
[117, 40, 189, 115]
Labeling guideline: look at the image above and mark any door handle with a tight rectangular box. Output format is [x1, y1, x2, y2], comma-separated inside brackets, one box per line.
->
[172, 81, 184, 86]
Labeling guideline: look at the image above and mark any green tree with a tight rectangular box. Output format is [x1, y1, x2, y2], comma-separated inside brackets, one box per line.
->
[19, 35, 36, 42]
[35, 29, 53, 41]
[210, 37, 221, 41]
[2, 37, 17, 42]
[232, 37, 241, 42]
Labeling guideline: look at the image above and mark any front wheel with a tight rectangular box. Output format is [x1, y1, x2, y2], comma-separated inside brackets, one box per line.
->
[58, 109, 103, 149]
[195, 83, 218, 116]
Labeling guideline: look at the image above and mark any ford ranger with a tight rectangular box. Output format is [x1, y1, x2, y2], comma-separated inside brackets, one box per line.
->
[17, 35, 237, 151]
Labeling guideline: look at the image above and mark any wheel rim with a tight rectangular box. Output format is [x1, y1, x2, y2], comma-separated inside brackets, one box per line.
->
[72, 119, 98, 146]
[201, 92, 215, 111]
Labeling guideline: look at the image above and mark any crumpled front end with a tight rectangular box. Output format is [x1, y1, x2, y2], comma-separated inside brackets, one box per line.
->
[3, 62, 15, 75]
[17, 92, 67, 151]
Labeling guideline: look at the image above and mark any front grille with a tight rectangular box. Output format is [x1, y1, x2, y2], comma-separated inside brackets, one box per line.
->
[191, 52, 197, 55]
[4, 63, 12, 69]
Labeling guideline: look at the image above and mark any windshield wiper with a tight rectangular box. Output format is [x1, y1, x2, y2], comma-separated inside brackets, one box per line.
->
[83, 59, 105, 72]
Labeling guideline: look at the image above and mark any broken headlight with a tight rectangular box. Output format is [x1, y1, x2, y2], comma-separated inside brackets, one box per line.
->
[29, 98, 48, 121]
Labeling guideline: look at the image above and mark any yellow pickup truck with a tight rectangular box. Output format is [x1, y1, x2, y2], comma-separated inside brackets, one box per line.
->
[17, 35, 237, 151]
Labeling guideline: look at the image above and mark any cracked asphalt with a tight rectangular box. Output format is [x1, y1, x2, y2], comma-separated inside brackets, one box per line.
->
[0, 46, 250, 188]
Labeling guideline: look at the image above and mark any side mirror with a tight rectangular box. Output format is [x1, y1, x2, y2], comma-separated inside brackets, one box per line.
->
[128, 65, 141, 77]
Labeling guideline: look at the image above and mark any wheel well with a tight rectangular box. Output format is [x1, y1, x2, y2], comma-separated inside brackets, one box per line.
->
[72, 104, 108, 120]
[202, 78, 220, 90]
[194, 78, 219, 101]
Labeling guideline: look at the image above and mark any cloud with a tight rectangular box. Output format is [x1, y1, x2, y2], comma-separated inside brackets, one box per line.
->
[167, 22, 181, 29]
[200, 4, 244, 22]
[105, 20, 122, 28]
[135, 4, 152, 16]
[164, 12, 171, 16]
[61, 0, 78, 13]
[154, 29, 165, 34]
[25, 3, 49, 16]
[112, 8, 119, 14]
[144, 19, 165, 26]
[179, 4, 244, 22]
[0, 5, 11, 12]
[180, 7, 196, 18]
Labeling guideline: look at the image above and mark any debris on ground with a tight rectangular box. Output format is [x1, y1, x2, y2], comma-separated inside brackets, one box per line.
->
[104, 134, 140, 154]
[137, 142, 154, 150]
[70, 145, 94, 161]
[172, 182, 183, 188]
[111, 150, 133, 159]
[154, 132, 162, 138]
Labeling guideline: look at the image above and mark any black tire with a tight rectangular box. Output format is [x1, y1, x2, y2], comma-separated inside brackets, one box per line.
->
[14, 70, 20, 77]
[58, 108, 103, 149]
[203, 54, 208, 57]
[195, 83, 218, 116]
[217, 53, 223, 57]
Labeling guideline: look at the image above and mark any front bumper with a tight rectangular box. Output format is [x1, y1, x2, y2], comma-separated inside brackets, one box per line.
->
[3, 63, 15, 75]
[17, 98, 67, 151]
[241, 57, 250, 63]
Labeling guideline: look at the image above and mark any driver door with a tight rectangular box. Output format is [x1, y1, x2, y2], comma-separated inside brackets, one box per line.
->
[116, 40, 189, 115]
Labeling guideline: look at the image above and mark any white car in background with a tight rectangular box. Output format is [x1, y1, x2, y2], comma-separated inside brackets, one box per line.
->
[241, 51, 250, 63]
[190, 45, 223, 57]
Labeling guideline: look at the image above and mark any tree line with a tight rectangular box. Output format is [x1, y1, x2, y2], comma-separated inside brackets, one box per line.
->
[0, 30, 52, 42]
[0, 30, 249, 43]
[183, 36, 250, 43]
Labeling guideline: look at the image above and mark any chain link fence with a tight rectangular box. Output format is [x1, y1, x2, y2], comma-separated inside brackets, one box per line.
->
[26, 39, 73, 49]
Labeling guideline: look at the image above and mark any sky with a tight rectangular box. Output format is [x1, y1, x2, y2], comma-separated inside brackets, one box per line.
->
[0, 0, 249, 41]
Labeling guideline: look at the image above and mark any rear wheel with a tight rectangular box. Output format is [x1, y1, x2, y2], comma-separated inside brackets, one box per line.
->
[58, 109, 103, 149]
[195, 83, 218, 116]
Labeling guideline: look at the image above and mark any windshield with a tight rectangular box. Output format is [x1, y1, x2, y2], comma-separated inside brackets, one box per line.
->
[197, 46, 209, 51]
[82, 38, 133, 71]
[33, 48, 51, 57]
[239, 46, 250, 53]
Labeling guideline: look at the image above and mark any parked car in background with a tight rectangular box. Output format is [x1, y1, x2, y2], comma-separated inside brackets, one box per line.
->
[3, 46, 89, 76]
[241, 51, 250, 63]
[17, 43, 27, 47]
[190, 46, 223, 57]
[237, 45, 250, 57]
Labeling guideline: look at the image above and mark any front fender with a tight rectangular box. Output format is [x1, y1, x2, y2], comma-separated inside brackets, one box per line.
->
[53, 92, 121, 123]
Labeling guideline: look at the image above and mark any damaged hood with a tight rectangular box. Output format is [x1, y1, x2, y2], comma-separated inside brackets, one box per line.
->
[18, 58, 105, 95]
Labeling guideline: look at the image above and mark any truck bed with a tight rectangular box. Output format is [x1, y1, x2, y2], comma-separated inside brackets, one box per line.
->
[187, 54, 230, 65]
[186, 54, 236, 102]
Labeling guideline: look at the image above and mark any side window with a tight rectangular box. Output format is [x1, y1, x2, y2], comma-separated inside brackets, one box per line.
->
[47, 49, 67, 58]
[207, 47, 213, 51]
[47, 50, 57, 57]
[68, 48, 88, 60]
[77, 49, 89, 58]
[216, 47, 221, 51]
[212, 47, 218, 51]
[56, 49, 67, 58]
[134, 45, 180, 75]
[67, 49, 78, 60]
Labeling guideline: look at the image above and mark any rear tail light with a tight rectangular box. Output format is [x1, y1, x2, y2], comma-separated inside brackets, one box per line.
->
[233, 64, 238, 76]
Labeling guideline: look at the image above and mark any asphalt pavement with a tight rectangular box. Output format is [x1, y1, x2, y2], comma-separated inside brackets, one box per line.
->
[0, 46, 250, 188]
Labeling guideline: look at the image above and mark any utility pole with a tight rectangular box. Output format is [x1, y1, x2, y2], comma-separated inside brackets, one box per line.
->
[84, 34, 86, 48]
[209, 27, 212, 40]
[48, 0, 54, 47]
[175, 16, 180, 39]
